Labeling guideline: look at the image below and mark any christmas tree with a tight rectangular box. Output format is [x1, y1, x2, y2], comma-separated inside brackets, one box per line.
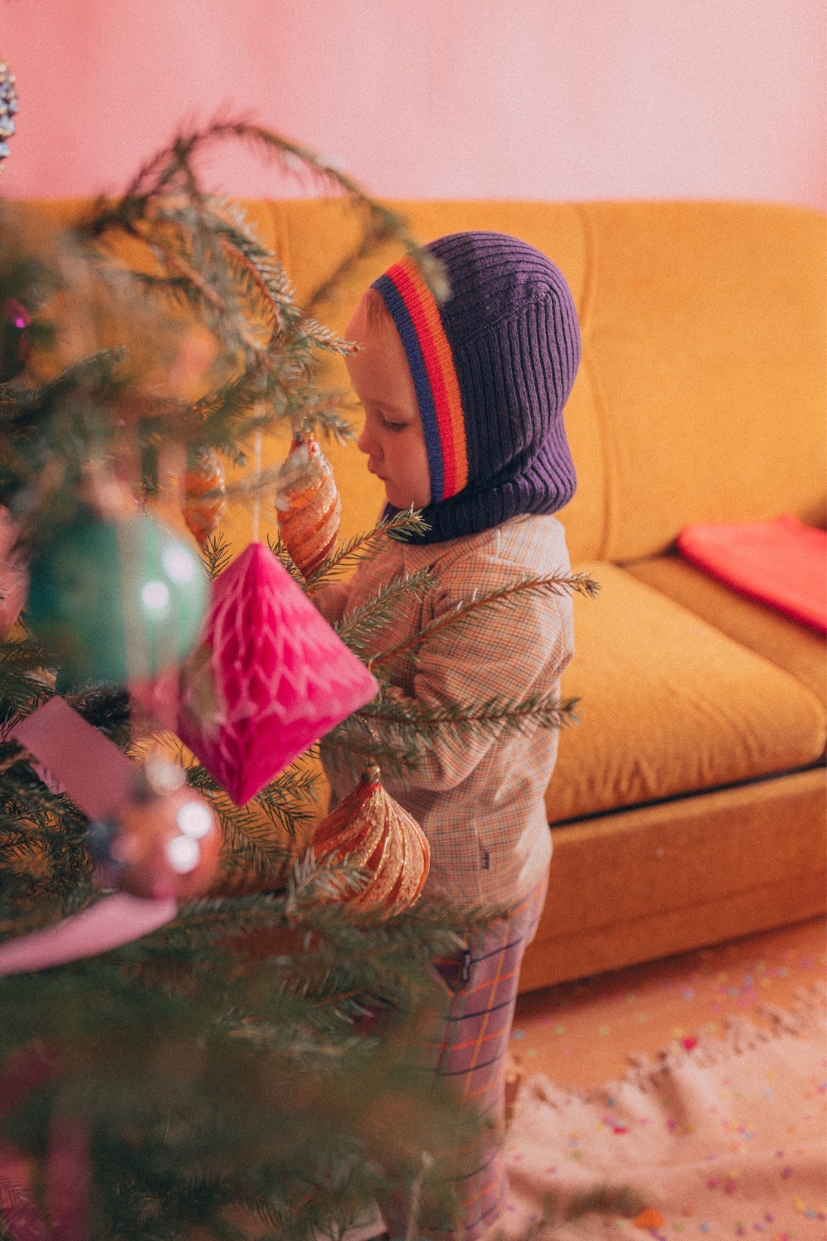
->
[0, 120, 596, 1239]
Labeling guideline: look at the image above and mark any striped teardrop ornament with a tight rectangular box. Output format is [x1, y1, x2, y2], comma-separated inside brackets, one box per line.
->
[275, 434, 341, 578]
[311, 762, 430, 916]
[184, 447, 227, 546]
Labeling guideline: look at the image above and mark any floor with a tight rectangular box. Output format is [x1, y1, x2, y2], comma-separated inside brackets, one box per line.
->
[511, 916, 827, 1090]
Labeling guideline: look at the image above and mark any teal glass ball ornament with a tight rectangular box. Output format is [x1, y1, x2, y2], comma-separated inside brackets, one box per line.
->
[26, 511, 209, 688]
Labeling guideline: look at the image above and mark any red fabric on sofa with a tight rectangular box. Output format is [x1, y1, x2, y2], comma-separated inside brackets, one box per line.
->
[677, 515, 827, 634]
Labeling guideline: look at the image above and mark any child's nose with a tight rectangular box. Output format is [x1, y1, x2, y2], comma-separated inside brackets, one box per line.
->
[357, 425, 380, 457]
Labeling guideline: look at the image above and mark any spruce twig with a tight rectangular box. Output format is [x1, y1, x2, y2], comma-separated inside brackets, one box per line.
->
[335, 568, 436, 659]
[302, 508, 429, 589]
[266, 530, 306, 582]
[201, 530, 234, 579]
[324, 691, 580, 776]
[367, 572, 599, 669]
[359, 690, 581, 737]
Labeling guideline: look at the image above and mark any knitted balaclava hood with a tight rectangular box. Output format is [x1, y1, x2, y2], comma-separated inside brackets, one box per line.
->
[372, 231, 580, 544]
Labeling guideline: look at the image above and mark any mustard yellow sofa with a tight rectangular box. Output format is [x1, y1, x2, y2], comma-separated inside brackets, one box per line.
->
[244, 198, 825, 992]
[29, 198, 827, 991]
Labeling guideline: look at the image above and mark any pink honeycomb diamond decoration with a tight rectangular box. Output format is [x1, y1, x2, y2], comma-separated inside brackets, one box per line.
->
[175, 542, 377, 805]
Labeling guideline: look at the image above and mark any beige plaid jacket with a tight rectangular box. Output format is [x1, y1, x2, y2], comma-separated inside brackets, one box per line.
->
[321, 514, 574, 908]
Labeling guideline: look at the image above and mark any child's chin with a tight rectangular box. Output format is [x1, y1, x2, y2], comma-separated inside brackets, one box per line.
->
[385, 485, 429, 511]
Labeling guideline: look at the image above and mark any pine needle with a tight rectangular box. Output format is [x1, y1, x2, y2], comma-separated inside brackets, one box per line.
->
[303, 508, 430, 589]
[335, 568, 436, 658]
[369, 572, 599, 668]
[201, 531, 234, 579]
[324, 690, 580, 777]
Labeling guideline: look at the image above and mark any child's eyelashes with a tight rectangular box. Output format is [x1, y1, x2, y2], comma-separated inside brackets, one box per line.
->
[371, 409, 407, 432]
[356, 396, 414, 435]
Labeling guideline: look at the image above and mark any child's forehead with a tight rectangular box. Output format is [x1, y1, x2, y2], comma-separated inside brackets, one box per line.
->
[345, 292, 370, 338]
[345, 296, 419, 414]
[347, 291, 398, 350]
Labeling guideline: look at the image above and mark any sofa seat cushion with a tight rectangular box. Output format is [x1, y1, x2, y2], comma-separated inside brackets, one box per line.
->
[624, 554, 827, 709]
[545, 562, 827, 824]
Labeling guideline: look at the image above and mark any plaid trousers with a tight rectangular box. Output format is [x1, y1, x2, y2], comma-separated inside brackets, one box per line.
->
[423, 872, 549, 1241]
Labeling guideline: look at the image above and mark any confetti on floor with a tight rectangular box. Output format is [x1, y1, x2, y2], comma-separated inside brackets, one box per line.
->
[513, 917, 826, 1089]
[493, 983, 827, 1240]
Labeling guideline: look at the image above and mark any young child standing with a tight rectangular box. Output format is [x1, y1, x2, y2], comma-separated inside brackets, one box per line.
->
[320, 232, 580, 1240]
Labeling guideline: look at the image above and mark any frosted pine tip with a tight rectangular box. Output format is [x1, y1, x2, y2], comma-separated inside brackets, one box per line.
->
[361, 761, 381, 784]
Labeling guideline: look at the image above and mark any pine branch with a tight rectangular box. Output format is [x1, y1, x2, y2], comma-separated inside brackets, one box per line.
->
[120, 117, 445, 311]
[252, 765, 322, 838]
[201, 531, 233, 580]
[319, 722, 424, 780]
[266, 531, 305, 583]
[323, 691, 580, 779]
[0, 638, 58, 715]
[0, 348, 126, 421]
[302, 508, 430, 590]
[1, 120, 449, 540]
[360, 689, 581, 736]
[217, 828, 292, 890]
[183, 759, 320, 889]
[334, 568, 436, 660]
[368, 572, 599, 669]
[78, 119, 426, 350]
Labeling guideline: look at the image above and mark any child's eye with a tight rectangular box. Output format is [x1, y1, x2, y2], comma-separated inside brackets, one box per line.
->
[379, 414, 406, 432]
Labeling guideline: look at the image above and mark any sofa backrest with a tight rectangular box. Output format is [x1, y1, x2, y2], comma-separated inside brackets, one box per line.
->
[16, 198, 826, 564]
[560, 201, 826, 563]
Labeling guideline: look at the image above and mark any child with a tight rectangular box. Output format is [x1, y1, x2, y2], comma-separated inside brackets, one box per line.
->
[320, 232, 580, 1240]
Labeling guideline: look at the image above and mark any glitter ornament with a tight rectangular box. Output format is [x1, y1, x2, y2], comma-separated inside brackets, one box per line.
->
[276, 433, 341, 577]
[184, 446, 227, 546]
[0, 58, 18, 168]
[89, 774, 221, 902]
[161, 541, 378, 805]
[311, 761, 430, 916]
[26, 510, 208, 688]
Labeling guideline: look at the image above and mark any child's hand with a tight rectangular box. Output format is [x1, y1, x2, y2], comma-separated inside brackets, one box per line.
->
[312, 581, 350, 626]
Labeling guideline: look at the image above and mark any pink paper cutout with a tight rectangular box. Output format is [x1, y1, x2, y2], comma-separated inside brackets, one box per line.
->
[2, 698, 178, 974]
[12, 697, 134, 821]
[172, 542, 377, 805]
[0, 893, 177, 976]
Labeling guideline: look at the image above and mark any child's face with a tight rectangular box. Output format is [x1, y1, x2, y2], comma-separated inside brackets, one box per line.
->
[345, 295, 432, 511]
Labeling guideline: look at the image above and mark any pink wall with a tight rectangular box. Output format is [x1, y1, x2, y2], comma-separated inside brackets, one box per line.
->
[1, 0, 825, 208]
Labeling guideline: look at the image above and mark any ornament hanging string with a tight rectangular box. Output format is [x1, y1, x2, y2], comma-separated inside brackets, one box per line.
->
[251, 426, 263, 543]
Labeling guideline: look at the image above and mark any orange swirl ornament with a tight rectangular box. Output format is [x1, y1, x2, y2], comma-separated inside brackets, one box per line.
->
[275, 433, 341, 578]
[311, 761, 430, 916]
[184, 447, 227, 546]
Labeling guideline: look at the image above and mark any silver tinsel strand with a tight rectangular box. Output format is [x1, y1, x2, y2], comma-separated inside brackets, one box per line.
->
[0, 59, 18, 164]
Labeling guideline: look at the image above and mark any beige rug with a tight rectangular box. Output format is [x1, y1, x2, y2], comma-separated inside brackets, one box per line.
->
[492, 989, 826, 1240]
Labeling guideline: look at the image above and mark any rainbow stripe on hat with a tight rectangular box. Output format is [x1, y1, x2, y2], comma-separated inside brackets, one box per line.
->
[372, 255, 468, 503]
